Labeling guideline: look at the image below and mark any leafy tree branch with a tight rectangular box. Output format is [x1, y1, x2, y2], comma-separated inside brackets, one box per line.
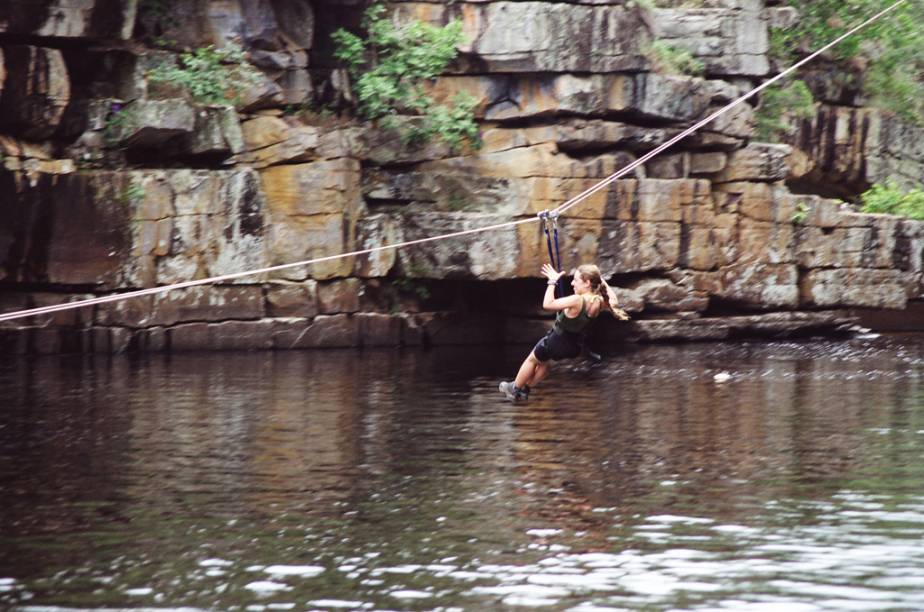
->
[332, 4, 481, 152]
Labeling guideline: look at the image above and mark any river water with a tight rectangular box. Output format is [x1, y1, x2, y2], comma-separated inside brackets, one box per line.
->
[1, 335, 923, 611]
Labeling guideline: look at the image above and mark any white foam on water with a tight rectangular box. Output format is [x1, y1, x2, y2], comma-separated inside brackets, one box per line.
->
[819, 599, 906, 611]
[712, 524, 760, 535]
[244, 581, 291, 593]
[390, 589, 432, 599]
[263, 565, 324, 578]
[618, 572, 680, 596]
[309, 600, 367, 608]
[448, 571, 485, 581]
[527, 529, 563, 537]
[125, 587, 154, 596]
[662, 562, 734, 577]
[502, 594, 560, 607]
[198, 559, 232, 567]
[769, 581, 897, 601]
[549, 544, 569, 552]
[527, 573, 618, 590]
[381, 564, 422, 574]
[567, 603, 633, 611]
[674, 581, 724, 593]
[870, 575, 924, 589]
[693, 602, 821, 612]
[655, 548, 712, 560]
[472, 584, 569, 599]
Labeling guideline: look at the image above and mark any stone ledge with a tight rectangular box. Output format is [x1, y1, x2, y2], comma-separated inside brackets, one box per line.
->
[620, 311, 858, 342]
[0, 310, 876, 355]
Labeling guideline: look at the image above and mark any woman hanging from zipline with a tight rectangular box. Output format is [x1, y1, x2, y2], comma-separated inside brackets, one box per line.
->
[500, 211, 630, 402]
[499, 262, 629, 402]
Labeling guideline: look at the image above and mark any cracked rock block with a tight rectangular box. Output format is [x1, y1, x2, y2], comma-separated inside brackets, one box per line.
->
[432, 72, 710, 124]
[105, 99, 196, 149]
[0, 46, 71, 140]
[718, 262, 799, 308]
[785, 106, 924, 194]
[714, 143, 791, 183]
[456, 2, 651, 73]
[187, 106, 245, 158]
[266, 280, 318, 318]
[260, 159, 364, 280]
[0, 171, 133, 288]
[652, 6, 770, 77]
[0, 0, 138, 40]
[238, 115, 320, 167]
[801, 269, 909, 309]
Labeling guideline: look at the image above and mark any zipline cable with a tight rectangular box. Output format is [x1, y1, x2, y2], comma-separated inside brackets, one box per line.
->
[0, 0, 907, 324]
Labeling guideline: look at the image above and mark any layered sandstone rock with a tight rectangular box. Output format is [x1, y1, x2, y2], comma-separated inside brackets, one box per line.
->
[391, 2, 652, 74]
[1, 0, 922, 354]
[651, 3, 770, 77]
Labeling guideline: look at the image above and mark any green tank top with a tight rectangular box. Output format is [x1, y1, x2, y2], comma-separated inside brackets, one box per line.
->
[554, 295, 600, 335]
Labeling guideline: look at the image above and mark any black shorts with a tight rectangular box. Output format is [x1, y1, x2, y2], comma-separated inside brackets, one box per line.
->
[532, 328, 583, 362]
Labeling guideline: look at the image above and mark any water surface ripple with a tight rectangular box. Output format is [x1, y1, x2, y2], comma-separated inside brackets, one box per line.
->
[1, 336, 923, 610]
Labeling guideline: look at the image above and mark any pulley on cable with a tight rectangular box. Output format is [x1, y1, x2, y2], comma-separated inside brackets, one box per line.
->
[539, 210, 566, 297]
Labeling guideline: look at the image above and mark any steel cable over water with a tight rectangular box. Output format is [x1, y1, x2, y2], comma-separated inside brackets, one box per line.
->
[0, 0, 907, 324]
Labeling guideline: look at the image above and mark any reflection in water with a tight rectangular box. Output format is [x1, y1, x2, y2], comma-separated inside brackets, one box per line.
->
[1, 337, 923, 610]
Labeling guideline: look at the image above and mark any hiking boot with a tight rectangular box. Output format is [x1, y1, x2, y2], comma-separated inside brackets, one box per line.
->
[498, 381, 524, 402]
[520, 385, 530, 401]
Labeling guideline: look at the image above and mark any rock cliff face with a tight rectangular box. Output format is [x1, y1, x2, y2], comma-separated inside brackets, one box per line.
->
[1, 0, 922, 354]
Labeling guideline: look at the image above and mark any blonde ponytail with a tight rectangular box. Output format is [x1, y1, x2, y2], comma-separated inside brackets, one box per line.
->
[578, 264, 630, 321]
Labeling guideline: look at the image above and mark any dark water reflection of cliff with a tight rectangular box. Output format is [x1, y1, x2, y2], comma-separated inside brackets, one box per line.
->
[1, 336, 924, 610]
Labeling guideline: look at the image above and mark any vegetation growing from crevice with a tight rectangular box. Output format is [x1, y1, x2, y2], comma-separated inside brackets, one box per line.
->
[646, 40, 705, 77]
[331, 3, 481, 152]
[104, 103, 132, 141]
[860, 180, 924, 220]
[147, 43, 261, 105]
[122, 179, 146, 206]
[790, 201, 810, 224]
[769, 0, 924, 125]
[755, 79, 816, 141]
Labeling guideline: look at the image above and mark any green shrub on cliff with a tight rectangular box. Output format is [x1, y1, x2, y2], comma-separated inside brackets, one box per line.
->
[148, 43, 261, 105]
[332, 4, 481, 152]
[755, 79, 816, 141]
[769, 0, 924, 125]
[647, 40, 705, 76]
[860, 180, 924, 220]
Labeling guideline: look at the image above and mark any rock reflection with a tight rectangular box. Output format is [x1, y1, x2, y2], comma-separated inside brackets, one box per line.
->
[0, 337, 923, 609]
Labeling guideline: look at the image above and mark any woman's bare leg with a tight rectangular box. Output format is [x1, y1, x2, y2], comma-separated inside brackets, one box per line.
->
[514, 352, 541, 389]
[515, 352, 552, 390]
[529, 361, 550, 387]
